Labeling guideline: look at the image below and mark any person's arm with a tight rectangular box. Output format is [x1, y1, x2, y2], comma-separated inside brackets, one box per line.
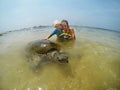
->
[44, 29, 56, 40]
[70, 28, 76, 40]
[44, 34, 52, 40]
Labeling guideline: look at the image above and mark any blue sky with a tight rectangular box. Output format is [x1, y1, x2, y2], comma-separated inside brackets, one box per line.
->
[0, 0, 120, 32]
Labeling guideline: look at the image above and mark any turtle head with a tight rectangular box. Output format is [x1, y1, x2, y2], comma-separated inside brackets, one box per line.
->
[47, 50, 68, 63]
[56, 52, 68, 63]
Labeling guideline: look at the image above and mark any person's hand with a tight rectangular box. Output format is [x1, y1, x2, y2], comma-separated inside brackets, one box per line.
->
[43, 35, 51, 40]
[42, 37, 48, 40]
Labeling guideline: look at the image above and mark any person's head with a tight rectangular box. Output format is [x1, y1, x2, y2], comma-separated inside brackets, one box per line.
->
[61, 20, 69, 30]
[53, 20, 61, 30]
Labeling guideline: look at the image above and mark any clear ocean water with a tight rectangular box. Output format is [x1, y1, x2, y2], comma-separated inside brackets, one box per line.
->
[0, 26, 120, 90]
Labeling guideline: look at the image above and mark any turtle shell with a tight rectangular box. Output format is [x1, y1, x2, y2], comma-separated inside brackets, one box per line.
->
[28, 40, 60, 54]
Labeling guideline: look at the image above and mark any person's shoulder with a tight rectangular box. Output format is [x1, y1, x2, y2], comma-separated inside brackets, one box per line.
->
[51, 29, 57, 35]
[69, 27, 74, 32]
[54, 29, 57, 31]
[53, 29, 58, 32]
[69, 27, 74, 30]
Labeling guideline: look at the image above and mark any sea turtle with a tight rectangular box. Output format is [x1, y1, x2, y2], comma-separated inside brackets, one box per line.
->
[26, 40, 68, 67]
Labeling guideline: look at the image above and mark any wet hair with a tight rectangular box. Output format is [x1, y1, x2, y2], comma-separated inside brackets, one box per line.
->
[61, 20, 69, 27]
[61, 20, 70, 33]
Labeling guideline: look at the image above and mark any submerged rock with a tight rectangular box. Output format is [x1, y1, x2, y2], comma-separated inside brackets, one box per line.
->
[0, 32, 7, 36]
[0, 34, 3, 36]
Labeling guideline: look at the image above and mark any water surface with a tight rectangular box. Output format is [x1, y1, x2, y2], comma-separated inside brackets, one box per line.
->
[0, 27, 120, 90]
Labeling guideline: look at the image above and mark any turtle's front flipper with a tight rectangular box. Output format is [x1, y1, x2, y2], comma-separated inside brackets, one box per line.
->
[27, 54, 42, 68]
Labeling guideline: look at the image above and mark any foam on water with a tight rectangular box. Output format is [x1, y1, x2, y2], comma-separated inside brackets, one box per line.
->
[0, 26, 120, 90]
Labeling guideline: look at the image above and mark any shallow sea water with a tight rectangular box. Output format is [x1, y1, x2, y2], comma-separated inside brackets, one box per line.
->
[0, 27, 120, 90]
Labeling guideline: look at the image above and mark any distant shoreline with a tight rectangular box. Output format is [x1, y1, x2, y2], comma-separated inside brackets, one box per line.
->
[0, 25, 120, 36]
[78, 26, 120, 33]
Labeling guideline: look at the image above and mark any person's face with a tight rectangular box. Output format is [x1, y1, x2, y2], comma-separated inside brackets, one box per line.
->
[61, 22, 68, 30]
[55, 24, 61, 30]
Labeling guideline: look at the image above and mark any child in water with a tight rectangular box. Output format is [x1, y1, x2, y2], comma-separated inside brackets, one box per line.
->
[44, 20, 62, 40]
